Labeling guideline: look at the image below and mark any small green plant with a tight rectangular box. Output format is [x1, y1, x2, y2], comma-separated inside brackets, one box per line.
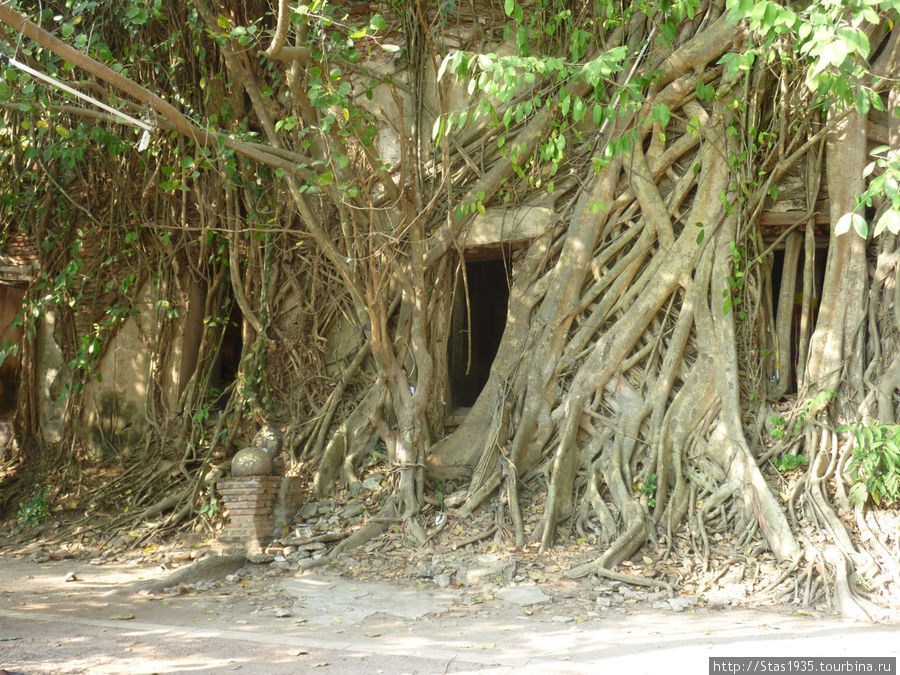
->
[370, 439, 385, 465]
[199, 497, 219, 517]
[774, 453, 808, 473]
[16, 481, 51, 528]
[637, 473, 658, 508]
[722, 240, 748, 319]
[767, 391, 837, 440]
[839, 421, 900, 509]
[767, 415, 788, 439]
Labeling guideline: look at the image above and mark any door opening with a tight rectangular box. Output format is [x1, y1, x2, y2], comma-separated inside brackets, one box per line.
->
[448, 256, 510, 410]
[0, 284, 25, 415]
[211, 300, 243, 407]
[769, 243, 827, 394]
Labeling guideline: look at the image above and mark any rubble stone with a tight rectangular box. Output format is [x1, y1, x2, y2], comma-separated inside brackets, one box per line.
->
[497, 585, 550, 605]
[458, 554, 516, 586]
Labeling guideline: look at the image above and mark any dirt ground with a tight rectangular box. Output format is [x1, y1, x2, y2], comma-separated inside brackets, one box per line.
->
[2, 537, 899, 675]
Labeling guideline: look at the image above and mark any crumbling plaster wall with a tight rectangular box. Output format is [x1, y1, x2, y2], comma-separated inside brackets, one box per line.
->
[76, 281, 182, 456]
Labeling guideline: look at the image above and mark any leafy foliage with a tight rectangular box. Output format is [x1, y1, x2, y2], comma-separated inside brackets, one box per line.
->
[840, 422, 900, 508]
[637, 473, 658, 508]
[724, 0, 900, 239]
[774, 453, 808, 473]
[767, 415, 789, 440]
[862, 146, 900, 237]
[16, 481, 50, 528]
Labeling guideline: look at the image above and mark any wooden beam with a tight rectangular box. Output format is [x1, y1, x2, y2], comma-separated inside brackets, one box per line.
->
[758, 201, 830, 227]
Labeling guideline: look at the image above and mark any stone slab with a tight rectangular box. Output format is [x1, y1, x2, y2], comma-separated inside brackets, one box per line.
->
[281, 575, 459, 625]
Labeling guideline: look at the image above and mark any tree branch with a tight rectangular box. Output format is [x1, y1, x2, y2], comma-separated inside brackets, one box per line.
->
[0, 3, 311, 175]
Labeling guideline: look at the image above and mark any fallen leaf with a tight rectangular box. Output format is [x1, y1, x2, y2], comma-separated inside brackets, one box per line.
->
[333, 616, 342, 623]
[642, 556, 653, 565]
[314, 662, 329, 667]
[364, 632, 381, 638]
[111, 614, 135, 620]
[478, 643, 496, 649]
[0, 637, 21, 641]
[289, 649, 308, 656]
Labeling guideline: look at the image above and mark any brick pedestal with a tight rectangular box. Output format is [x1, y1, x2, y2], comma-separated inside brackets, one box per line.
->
[274, 477, 304, 537]
[218, 476, 282, 552]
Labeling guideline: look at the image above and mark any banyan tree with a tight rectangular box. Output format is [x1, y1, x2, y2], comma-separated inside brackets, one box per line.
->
[1, 0, 899, 617]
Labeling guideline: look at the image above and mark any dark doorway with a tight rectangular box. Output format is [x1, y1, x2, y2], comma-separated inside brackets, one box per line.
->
[211, 300, 243, 405]
[448, 257, 510, 409]
[0, 283, 25, 414]
[769, 242, 827, 394]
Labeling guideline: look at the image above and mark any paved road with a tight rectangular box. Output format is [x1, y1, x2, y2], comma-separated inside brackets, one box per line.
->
[1, 557, 898, 674]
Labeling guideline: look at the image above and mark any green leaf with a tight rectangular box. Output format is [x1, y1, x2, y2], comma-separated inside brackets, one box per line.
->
[849, 482, 869, 509]
[837, 27, 869, 59]
[834, 211, 866, 237]
[560, 88, 571, 116]
[61, 22, 75, 38]
[317, 171, 333, 186]
[874, 209, 900, 237]
[432, 115, 445, 145]
[572, 97, 585, 122]
[854, 88, 870, 116]
[217, 13, 229, 29]
[504, 0, 515, 16]
[696, 81, 716, 102]
[651, 103, 671, 129]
